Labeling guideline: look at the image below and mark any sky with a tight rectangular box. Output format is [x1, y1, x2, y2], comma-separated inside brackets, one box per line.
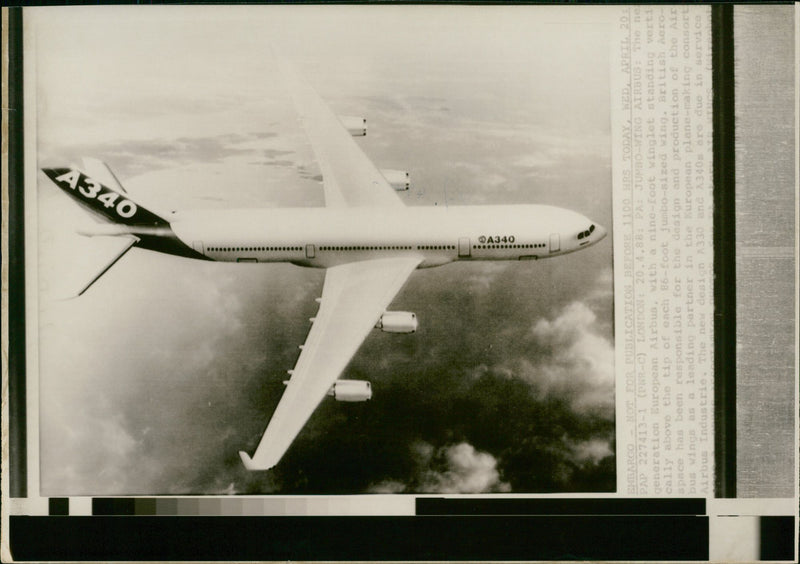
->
[31, 5, 616, 495]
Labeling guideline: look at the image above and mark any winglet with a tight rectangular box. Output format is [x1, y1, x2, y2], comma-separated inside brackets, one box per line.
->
[238, 451, 258, 470]
[239, 450, 277, 471]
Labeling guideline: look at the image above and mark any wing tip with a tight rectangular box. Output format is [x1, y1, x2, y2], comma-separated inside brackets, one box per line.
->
[238, 450, 257, 470]
[239, 450, 276, 471]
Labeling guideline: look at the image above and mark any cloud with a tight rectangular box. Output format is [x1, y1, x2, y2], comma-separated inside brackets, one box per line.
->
[581, 265, 613, 300]
[463, 262, 511, 291]
[571, 438, 613, 465]
[519, 300, 615, 413]
[452, 162, 508, 190]
[419, 442, 511, 493]
[42, 404, 140, 495]
[370, 442, 510, 494]
[38, 255, 256, 495]
[368, 480, 408, 494]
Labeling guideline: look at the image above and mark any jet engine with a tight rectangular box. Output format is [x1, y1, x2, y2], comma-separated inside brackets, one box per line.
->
[328, 380, 372, 402]
[380, 169, 410, 191]
[339, 115, 367, 136]
[375, 311, 418, 333]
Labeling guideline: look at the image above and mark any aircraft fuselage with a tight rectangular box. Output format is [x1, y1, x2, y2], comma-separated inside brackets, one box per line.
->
[168, 204, 607, 269]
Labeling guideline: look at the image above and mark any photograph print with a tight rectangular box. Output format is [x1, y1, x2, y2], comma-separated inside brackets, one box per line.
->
[32, 5, 615, 495]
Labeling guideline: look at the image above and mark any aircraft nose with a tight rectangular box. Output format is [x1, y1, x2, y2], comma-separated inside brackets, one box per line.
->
[595, 224, 608, 241]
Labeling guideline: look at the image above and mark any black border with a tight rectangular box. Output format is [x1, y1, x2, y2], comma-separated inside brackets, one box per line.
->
[9, 515, 710, 561]
[8, 4, 28, 499]
[416, 497, 705, 515]
[759, 516, 796, 561]
[711, 3, 737, 499]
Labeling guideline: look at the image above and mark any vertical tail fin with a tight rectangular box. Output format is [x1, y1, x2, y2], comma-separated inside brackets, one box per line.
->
[42, 165, 207, 296]
[81, 158, 128, 194]
[41, 168, 168, 227]
[42, 166, 174, 296]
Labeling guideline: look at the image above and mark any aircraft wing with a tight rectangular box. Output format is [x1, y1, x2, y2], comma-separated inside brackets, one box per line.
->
[239, 256, 421, 470]
[277, 58, 405, 208]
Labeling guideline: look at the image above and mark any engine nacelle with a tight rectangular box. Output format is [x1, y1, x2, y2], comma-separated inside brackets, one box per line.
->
[328, 379, 372, 402]
[339, 115, 367, 137]
[380, 169, 410, 191]
[375, 311, 418, 333]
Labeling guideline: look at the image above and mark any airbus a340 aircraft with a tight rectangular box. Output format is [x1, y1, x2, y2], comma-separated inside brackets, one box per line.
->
[42, 61, 607, 471]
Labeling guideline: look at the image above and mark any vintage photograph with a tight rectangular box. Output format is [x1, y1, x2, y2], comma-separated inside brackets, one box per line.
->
[32, 5, 614, 495]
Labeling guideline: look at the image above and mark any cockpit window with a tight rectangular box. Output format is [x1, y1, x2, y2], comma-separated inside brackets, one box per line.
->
[578, 224, 596, 240]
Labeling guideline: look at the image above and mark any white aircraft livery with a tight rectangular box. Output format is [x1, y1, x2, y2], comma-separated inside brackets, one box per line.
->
[41, 61, 607, 471]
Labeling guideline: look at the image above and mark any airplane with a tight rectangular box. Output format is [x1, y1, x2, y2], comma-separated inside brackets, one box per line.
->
[40, 60, 608, 471]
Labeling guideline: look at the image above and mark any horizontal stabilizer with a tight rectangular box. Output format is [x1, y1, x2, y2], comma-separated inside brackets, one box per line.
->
[61, 234, 138, 298]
